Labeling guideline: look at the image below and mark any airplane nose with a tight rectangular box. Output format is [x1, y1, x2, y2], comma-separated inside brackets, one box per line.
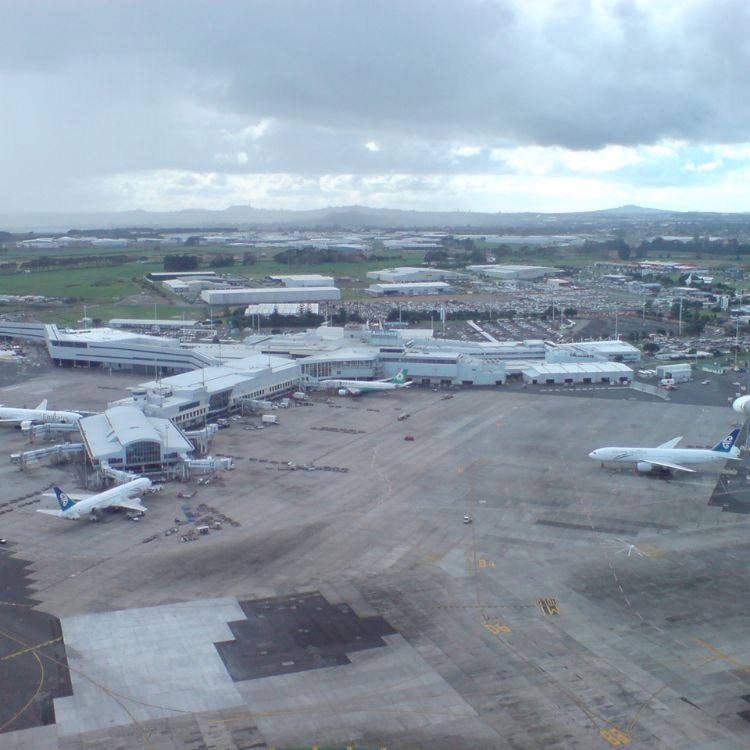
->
[588, 450, 597, 459]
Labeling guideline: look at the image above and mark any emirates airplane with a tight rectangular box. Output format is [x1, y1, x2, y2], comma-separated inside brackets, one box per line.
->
[0, 399, 84, 429]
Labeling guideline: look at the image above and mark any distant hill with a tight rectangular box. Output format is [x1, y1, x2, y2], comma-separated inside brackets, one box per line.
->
[0, 203, 744, 233]
[587, 204, 673, 216]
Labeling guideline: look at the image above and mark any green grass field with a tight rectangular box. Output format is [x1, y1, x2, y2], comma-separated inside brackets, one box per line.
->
[0, 247, 431, 324]
[2, 239, 749, 326]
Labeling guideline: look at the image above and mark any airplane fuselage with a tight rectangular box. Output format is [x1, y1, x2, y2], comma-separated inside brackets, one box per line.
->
[321, 380, 405, 393]
[40, 477, 152, 520]
[589, 446, 737, 471]
[0, 407, 82, 427]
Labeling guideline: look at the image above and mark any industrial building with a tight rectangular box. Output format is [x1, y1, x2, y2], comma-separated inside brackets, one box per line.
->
[545, 340, 642, 363]
[163, 278, 229, 295]
[365, 282, 453, 296]
[466, 264, 561, 281]
[200, 287, 341, 305]
[147, 271, 220, 282]
[522, 362, 632, 385]
[656, 363, 692, 383]
[267, 274, 335, 287]
[366, 267, 461, 283]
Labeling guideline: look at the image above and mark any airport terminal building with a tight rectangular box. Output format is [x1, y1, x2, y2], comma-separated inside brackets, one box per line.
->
[79, 406, 194, 475]
[0, 322, 638, 418]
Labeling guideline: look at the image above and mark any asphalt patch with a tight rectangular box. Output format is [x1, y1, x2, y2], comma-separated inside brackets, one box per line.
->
[709, 465, 750, 514]
[0, 547, 72, 734]
[215, 591, 396, 682]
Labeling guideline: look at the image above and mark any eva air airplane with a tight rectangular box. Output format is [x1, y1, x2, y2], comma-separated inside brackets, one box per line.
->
[320, 368, 411, 396]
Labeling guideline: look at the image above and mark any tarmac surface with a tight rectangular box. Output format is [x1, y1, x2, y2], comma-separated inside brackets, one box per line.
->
[0, 366, 749, 748]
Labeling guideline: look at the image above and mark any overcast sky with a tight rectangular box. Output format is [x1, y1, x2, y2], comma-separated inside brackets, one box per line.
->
[2, 0, 750, 214]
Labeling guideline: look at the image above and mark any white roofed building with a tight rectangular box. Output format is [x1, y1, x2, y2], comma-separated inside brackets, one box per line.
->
[78, 406, 194, 475]
[365, 282, 452, 296]
[366, 267, 460, 283]
[522, 362, 632, 385]
[201, 287, 340, 305]
[268, 274, 335, 287]
[466, 264, 561, 281]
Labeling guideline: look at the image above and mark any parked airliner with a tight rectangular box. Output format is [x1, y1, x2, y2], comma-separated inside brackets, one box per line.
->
[589, 428, 741, 474]
[37, 477, 152, 520]
[0, 399, 84, 429]
[320, 368, 411, 395]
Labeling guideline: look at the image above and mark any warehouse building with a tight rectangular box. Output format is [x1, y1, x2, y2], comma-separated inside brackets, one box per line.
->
[522, 362, 632, 385]
[546, 340, 642, 363]
[366, 267, 460, 283]
[267, 274, 335, 287]
[147, 271, 220, 282]
[466, 264, 561, 281]
[200, 287, 341, 305]
[656, 363, 692, 383]
[365, 281, 453, 296]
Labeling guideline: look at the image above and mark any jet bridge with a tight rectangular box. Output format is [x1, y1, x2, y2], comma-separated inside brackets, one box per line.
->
[100, 462, 140, 485]
[22, 422, 81, 442]
[182, 423, 218, 454]
[11, 442, 85, 469]
[183, 456, 234, 476]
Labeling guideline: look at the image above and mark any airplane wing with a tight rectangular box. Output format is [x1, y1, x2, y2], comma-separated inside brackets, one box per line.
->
[643, 459, 696, 473]
[656, 437, 682, 449]
[111, 497, 147, 513]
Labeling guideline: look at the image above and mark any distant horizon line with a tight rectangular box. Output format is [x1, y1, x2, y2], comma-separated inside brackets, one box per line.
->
[0, 203, 740, 216]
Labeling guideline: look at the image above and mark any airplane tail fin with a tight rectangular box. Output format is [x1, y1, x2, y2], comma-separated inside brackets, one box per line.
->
[391, 368, 408, 384]
[712, 428, 741, 453]
[36, 399, 48, 410]
[53, 487, 77, 512]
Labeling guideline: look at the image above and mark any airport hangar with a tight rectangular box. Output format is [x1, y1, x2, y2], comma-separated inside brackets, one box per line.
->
[200, 286, 341, 305]
[365, 281, 454, 296]
[366, 266, 462, 283]
[465, 263, 562, 281]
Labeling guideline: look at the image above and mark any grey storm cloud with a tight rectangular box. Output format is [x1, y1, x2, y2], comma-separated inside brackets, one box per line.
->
[0, 0, 749, 210]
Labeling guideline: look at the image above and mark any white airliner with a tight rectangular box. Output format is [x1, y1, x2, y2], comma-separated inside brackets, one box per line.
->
[589, 428, 741, 474]
[37, 477, 152, 520]
[0, 399, 84, 429]
[320, 368, 411, 396]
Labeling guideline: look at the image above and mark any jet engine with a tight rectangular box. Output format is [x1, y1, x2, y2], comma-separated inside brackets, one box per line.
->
[733, 395, 750, 415]
[20, 419, 33, 432]
[636, 461, 654, 473]
[338, 389, 349, 396]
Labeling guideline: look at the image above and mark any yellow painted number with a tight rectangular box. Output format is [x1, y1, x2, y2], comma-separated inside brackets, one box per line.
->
[599, 727, 631, 746]
[484, 622, 511, 635]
